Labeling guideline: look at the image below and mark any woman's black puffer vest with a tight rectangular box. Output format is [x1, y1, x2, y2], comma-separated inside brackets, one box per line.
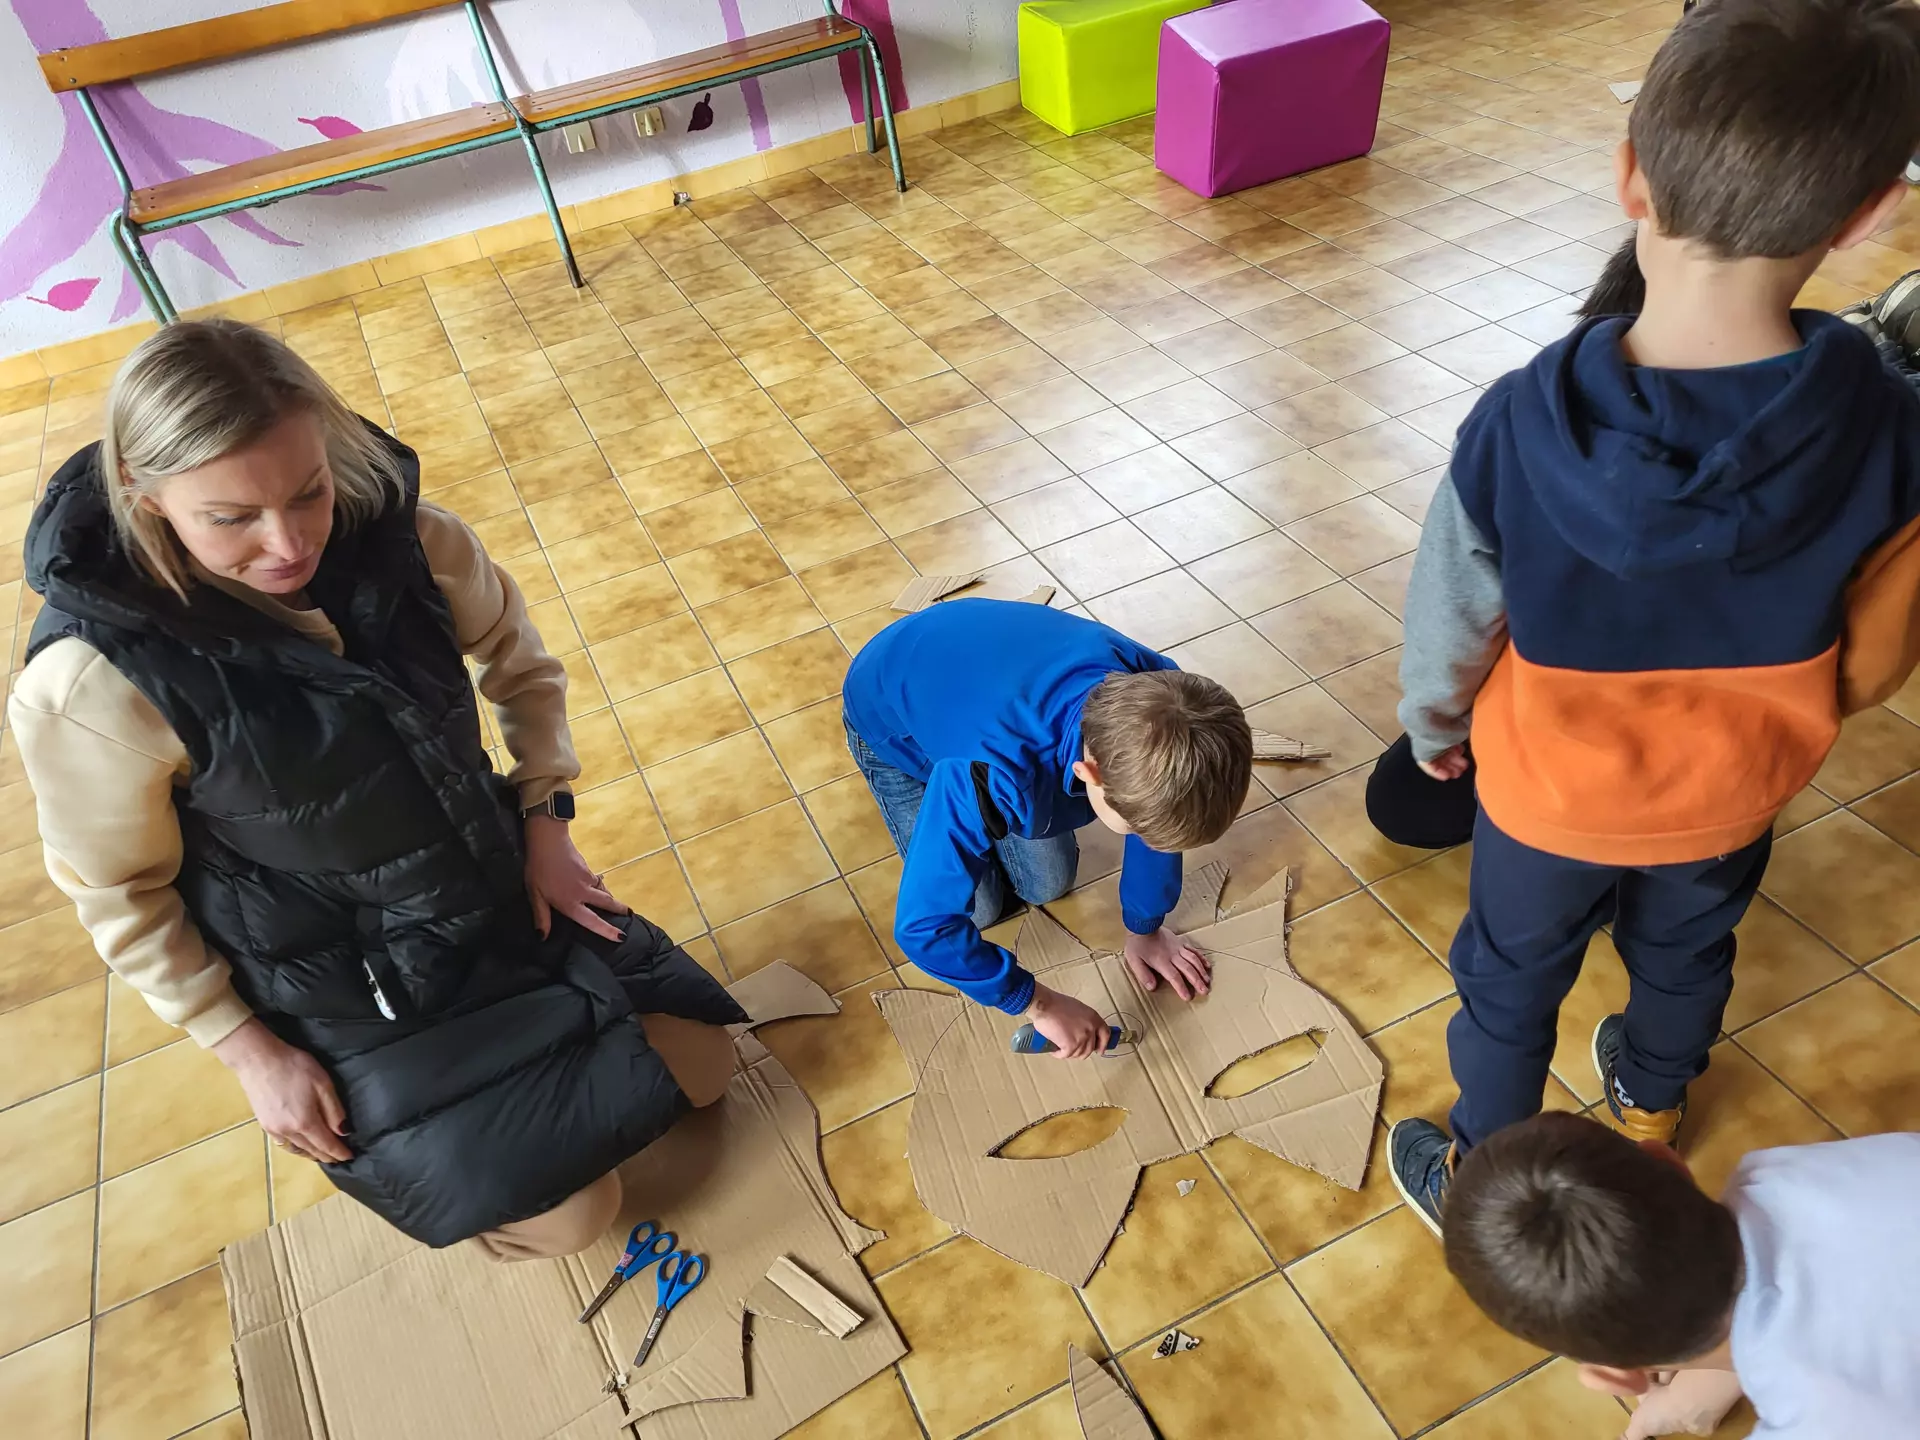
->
[22, 433, 744, 1246]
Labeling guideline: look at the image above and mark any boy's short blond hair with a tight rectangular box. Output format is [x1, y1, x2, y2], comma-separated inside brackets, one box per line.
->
[1080, 671, 1251, 852]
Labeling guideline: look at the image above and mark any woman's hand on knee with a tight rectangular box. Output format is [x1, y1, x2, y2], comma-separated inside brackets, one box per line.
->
[213, 1016, 352, 1163]
[525, 813, 629, 942]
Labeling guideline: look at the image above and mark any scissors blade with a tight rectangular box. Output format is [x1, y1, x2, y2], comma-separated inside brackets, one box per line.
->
[631, 1304, 670, 1368]
[577, 1272, 625, 1325]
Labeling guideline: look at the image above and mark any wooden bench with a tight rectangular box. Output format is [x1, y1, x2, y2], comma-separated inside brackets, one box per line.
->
[38, 0, 905, 325]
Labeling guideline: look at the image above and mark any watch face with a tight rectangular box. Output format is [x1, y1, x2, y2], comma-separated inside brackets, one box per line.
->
[550, 791, 576, 821]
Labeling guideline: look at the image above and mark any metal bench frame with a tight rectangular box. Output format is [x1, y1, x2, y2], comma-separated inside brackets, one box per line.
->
[58, 0, 905, 324]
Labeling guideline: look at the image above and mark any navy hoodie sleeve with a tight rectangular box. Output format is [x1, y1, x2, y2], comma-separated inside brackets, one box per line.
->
[1119, 834, 1182, 936]
[892, 758, 1035, 1013]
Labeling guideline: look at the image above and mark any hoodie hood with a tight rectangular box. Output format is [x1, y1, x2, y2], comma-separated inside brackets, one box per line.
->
[1505, 311, 1889, 577]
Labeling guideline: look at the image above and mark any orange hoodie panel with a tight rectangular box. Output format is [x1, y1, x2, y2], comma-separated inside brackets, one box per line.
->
[1471, 645, 1840, 866]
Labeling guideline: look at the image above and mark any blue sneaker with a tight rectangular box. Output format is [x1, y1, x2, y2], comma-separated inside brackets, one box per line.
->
[1592, 1013, 1685, 1147]
[1389, 1117, 1455, 1238]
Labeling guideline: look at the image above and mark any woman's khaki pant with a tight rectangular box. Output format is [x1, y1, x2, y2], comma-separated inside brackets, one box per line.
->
[469, 1013, 736, 1262]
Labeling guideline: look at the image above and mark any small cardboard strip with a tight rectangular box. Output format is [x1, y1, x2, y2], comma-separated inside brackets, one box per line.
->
[876, 867, 1383, 1286]
[1250, 729, 1330, 762]
[760, 1255, 863, 1338]
[725, 961, 839, 1066]
[1068, 1346, 1154, 1440]
[893, 572, 981, 611]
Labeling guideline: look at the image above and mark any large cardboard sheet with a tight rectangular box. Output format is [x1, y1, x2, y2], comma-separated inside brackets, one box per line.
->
[223, 963, 904, 1440]
[876, 870, 1384, 1286]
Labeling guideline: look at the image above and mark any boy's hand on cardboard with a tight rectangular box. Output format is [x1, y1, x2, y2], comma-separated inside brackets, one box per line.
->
[1417, 745, 1470, 782]
[1620, 1370, 1746, 1440]
[1026, 984, 1112, 1059]
[1126, 927, 1211, 1000]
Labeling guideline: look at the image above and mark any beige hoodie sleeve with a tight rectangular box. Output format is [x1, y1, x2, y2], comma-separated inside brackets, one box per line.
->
[8, 503, 576, 1048]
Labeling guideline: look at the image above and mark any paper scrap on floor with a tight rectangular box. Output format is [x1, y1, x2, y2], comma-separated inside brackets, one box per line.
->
[875, 865, 1385, 1286]
[221, 962, 904, 1440]
[1609, 79, 1641, 102]
[1152, 1329, 1201, 1358]
[893, 572, 1057, 612]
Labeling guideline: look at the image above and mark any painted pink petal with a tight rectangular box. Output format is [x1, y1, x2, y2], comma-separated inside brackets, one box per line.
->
[299, 115, 364, 140]
[836, 0, 910, 124]
[43, 277, 100, 311]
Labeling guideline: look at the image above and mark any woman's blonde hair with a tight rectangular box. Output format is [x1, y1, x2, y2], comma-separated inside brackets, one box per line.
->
[100, 318, 403, 596]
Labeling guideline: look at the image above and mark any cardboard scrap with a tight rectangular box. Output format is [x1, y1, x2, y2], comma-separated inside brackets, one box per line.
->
[758, 1255, 864, 1339]
[874, 869, 1384, 1286]
[1609, 79, 1641, 102]
[1151, 1329, 1201, 1358]
[893, 572, 982, 611]
[222, 963, 903, 1440]
[1175, 1179, 1196, 1197]
[1068, 1345, 1155, 1440]
[1250, 729, 1331, 762]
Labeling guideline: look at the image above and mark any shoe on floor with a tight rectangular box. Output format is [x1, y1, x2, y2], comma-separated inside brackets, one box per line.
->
[1592, 1013, 1686, 1147]
[1870, 269, 1920, 358]
[1389, 1116, 1455, 1238]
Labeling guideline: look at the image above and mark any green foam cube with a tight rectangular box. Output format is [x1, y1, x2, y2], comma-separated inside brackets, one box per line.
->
[1018, 0, 1212, 136]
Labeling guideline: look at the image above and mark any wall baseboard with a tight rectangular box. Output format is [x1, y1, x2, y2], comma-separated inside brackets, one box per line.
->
[0, 78, 1024, 390]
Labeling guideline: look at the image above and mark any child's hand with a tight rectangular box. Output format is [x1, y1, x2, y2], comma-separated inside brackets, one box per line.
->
[1025, 983, 1111, 1059]
[1621, 1370, 1746, 1439]
[1417, 745, 1470, 781]
[1125, 927, 1211, 999]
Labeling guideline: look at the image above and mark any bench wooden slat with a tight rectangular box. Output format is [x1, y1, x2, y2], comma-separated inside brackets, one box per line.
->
[39, 0, 455, 92]
[513, 15, 862, 127]
[128, 103, 517, 225]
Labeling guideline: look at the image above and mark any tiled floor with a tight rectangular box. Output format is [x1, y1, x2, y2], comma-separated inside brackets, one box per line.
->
[4, 0, 1920, 1436]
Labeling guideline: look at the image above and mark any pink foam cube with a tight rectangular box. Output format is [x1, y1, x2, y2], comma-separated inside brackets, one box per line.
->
[1155, 0, 1391, 198]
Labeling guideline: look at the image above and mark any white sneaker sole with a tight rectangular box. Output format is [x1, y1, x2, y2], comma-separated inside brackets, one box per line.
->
[1387, 1120, 1445, 1239]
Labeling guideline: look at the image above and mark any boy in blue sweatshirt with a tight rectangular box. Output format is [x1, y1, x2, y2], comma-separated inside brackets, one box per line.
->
[841, 600, 1253, 1058]
[1388, 0, 1920, 1226]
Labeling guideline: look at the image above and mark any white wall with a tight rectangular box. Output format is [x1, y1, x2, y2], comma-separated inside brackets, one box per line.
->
[0, 0, 1019, 354]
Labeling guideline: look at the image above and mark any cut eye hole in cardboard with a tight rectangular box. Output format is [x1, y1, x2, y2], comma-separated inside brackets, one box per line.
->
[876, 863, 1384, 1287]
[993, 1106, 1132, 1159]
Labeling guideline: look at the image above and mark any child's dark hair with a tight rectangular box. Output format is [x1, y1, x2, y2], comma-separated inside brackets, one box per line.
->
[1442, 1113, 1743, 1367]
[1578, 237, 1645, 319]
[1630, 0, 1920, 258]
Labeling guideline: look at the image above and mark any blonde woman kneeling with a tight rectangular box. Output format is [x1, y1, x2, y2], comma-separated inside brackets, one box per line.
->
[12, 320, 739, 1257]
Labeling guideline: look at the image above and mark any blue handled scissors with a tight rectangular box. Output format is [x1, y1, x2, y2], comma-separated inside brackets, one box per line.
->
[577, 1219, 677, 1324]
[632, 1250, 706, 1367]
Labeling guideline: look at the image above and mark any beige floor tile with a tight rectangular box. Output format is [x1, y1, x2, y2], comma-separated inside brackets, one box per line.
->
[1682, 1040, 1841, 1197]
[0, 1323, 90, 1440]
[1289, 1206, 1546, 1434]
[1871, 939, 1920, 1004]
[727, 627, 851, 721]
[1086, 570, 1236, 651]
[1737, 975, 1920, 1137]
[804, 775, 897, 873]
[98, 1125, 268, 1310]
[0, 1074, 99, 1225]
[784, 1369, 925, 1440]
[0, 844, 65, 930]
[1283, 494, 1424, 574]
[713, 880, 889, 993]
[1254, 581, 1400, 679]
[1284, 769, 1429, 884]
[1209, 1122, 1398, 1265]
[0, 979, 101, 1110]
[969, 1384, 1082, 1439]
[604, 848, 705, 944]
[820, 1098, 953, 1275]
[1289, 891, 1455, 1034]
[1034, 520, 1175, 601]
[1244, 683, 1387, 799]
[881, 1237, 1104, 1440]
[1763, 811, 1920, 960]
[1424, 1359, 1632, 1439]
[0, 1187, 93, 1357]
[267, 1144, 337, 1223]
[101, 1039, 250, 1180]
[0, 909, 101, 1013]
[697, 577, 828, 661]
[613, 669, 749, 770]
[1811, 706, 1920, 802]
[1120, 1272, 1392, 1440]
[678, 798, 837, 927]
[1165, 622, 1308, 708]
[646, 730, 794, 842]
[1081, 1153, 1275, 1347]
[91, 1266, 237, 1440]
[1721, 896, 1854, 1032]
[1373, 846, 1474, 958]
[757, 974, 912, 1132]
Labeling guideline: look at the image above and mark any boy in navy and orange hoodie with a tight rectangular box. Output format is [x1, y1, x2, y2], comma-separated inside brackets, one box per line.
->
[1389, 0, 1920, 1229]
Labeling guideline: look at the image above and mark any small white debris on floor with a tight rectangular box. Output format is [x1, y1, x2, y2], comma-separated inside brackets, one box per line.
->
[1175, 1179, 1196, 1197]
[1152, 1329, 1201, 1358]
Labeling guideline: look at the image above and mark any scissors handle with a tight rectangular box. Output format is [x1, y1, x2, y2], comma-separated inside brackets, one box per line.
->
[621, 1224, 677, 1277]
[657, 1251, 705, 1307]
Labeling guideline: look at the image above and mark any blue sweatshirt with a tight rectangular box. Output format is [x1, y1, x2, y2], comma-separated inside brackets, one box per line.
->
[841, 600, 1184, 1012]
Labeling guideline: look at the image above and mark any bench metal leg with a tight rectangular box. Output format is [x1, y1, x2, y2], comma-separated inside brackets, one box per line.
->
[865, 37, 907, 193]
[859, 46, 877, 154]
[114, 215, 176, 324]
[520, 132, 584, 288]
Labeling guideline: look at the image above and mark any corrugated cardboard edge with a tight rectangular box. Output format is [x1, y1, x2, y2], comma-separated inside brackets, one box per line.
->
[1249, 729, 1330, 762]
[893, 572, 982, 611]
[623, 1308, 750, 1416]
[760, 1256, 863, 1338]
[225, 1226, 326, 1440]
[726, 961, 839, 1066]
[1068, 1345, 1154, 1440]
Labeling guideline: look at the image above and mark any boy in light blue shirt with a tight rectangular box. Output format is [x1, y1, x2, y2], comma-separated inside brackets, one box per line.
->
[1443, 1113, 1920, 1439]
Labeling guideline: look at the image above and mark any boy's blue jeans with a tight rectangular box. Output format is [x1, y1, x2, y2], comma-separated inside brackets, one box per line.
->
[1447, 808, 1770, 1152]
[843, 718, 1079, 929]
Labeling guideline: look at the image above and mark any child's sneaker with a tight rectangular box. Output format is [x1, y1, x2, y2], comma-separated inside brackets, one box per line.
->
[1389, 1117, 1456, 1238]
[1870, 269, 1920, 355]
[1592, 1013, 1685, 1147]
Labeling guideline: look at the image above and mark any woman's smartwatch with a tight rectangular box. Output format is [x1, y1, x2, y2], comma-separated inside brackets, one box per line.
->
[521, 789, 575, 822]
